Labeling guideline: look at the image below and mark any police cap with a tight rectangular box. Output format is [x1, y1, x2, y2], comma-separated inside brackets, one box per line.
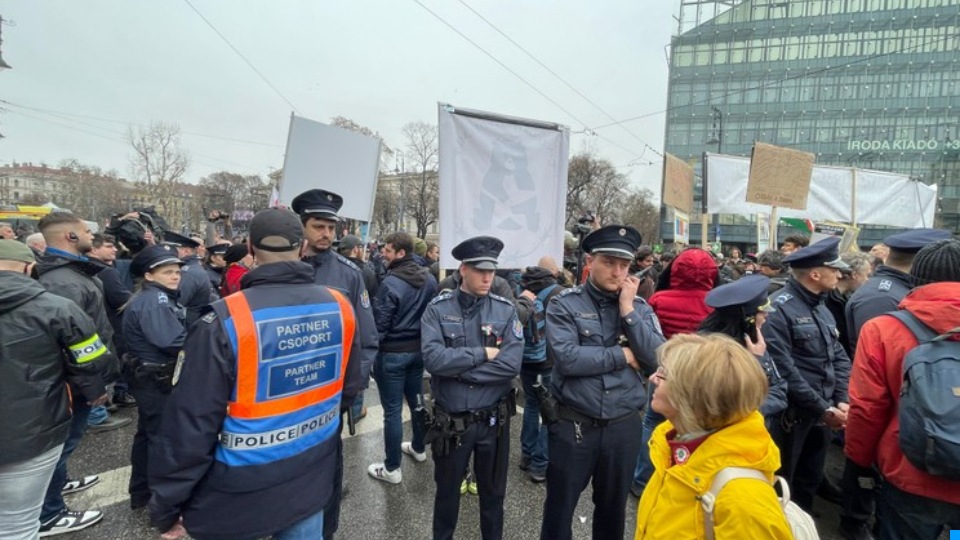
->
[452, 236, 504, 270]
[131, 244, 185, 277]
[163, 231, 200, 249]
[706, 274, 775, 315]
[782, 236, 850, 270]
[582, 225, 641, 260]
[883, 228, 952, 253]
[206, 243, 229, 256]
[291, 189, 343, 222]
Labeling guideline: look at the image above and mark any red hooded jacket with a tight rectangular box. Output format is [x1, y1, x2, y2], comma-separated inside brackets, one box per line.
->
[647, 249, 717, 339]
[845, 282, 960, 504]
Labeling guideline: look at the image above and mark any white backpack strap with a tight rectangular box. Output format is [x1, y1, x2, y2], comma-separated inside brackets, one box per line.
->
[701, 467, 771, 540]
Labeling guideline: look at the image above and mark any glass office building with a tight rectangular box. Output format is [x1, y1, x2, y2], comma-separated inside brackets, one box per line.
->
[661, 0, 960, 247]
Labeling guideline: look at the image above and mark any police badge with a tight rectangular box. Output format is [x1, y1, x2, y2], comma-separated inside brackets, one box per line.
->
[513, 319, 523, 339]
[361, 290, 371, 309]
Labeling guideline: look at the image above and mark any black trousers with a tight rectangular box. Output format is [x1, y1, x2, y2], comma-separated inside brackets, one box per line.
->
[769, 414, 830, 512]
[840, 457, 877, 531]
[540, 413, 642, 540]
[432, 416, 510, 540]
[322, 420, 345, 539]
[129, 379, 169, 504]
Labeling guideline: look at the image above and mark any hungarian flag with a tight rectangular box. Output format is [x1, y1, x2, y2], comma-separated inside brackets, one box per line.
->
[780, 217, 814, 233]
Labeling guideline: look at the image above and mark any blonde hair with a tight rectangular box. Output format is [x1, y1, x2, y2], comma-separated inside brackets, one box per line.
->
[657, 333, 767, 434]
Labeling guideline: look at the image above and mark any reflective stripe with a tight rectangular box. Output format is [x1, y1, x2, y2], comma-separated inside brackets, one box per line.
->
[224, 289, 356, 420]
[67, 334, 107, 364]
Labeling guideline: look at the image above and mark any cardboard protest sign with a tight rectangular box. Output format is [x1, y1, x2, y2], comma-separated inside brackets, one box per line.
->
[746, 142, 815, 210]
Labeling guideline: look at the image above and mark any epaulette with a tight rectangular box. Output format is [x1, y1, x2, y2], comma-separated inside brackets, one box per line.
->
[201, 311, 218, 324]
[430, 291, 453, 305]
[335, 254, 361, 273]
[489, 293, 512, 305]
[558, 286, 582, 297]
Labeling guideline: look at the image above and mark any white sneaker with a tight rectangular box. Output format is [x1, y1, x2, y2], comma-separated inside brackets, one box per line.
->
[401, 442, 427, 463]
[368, 463, 402, 484]
[38, 509, 103, 537]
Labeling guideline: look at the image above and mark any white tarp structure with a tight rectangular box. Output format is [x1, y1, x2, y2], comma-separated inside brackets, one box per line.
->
[706, 153, 937, 228]
[438, 103, 569, 270]
[279, 115, 381, 222]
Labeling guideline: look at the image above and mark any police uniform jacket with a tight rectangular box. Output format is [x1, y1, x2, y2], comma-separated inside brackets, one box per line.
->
[421, 288, 523, 413]
[148, 261, 364, 540]
[179, 256, 216, 325]
[545, 281, 665, 420]
[204, 264, 223, 296]
[121, 282, 186, 365]
[762, 278, 852, 418]
[305, 248, 379, 383]
[844, 265, 913, 353]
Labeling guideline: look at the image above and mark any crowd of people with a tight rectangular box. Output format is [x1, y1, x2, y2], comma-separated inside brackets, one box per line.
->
[1, 190, 959, 540]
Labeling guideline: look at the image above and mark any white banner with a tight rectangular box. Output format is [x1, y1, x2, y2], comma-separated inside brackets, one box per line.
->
[438, 104, 569, 270]
[279, 115, 381, 222]
[706, 153, 937, 228]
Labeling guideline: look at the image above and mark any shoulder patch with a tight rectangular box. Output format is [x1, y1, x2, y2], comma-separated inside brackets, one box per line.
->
[878, 279, 892, 292]
[430, 292, 453, 305]
[558, 286, 582, 297]
[360, 289, 371, 309]
[335, 254, 361, 272]
[157, 292, 168, 304]
[489, 293, 512, 305]
[201, 311, 218, 323]
[774, 293, 793, 305]
[512, 318, 523, 339]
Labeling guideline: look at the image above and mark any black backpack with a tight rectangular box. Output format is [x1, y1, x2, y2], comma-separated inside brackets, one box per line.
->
[888, 311, 960, 480]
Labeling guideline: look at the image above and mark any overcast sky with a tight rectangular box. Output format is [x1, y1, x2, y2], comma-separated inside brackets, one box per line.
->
[0, 0, 681, 199]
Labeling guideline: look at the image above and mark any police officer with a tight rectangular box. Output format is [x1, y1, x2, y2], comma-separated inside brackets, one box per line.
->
[839, 227, 950, 540]
[701, 274, 788, 419]
[122, 244, 188, 510]
[148, 208, 364, 540]
[162, 232, 216, 325]
[421, 236, 522, 540]
[761, 236, 852, 512]
[203, 243, 228, 295]
[541, 225, 665, 540]
[845, 228, 952, 352]
[291, 188, 379, 539]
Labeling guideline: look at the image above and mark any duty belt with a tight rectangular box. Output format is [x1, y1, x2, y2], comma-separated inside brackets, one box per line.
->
[558, 404, 637, 427]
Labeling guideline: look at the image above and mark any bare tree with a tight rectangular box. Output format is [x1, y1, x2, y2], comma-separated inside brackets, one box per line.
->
[402, 121, 439, 238]
[56, 159, 130, 223]
[618, 188, 660, 244]
[566, 151, 629, 227]
[127, 122, 189, 215]
[198, 171, 271, 214]
[372, 173, 401, 237]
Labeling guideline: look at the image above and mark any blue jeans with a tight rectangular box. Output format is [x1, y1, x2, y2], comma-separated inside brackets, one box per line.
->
[0, 444, 63, 539]
[273, 509, 323, 540]
[876, 482, 960, 540]
[41, 400, 91, 523]
[87, 405, 108, 426]
[520, 367, 551, 474]
[373, 352, 427, 471]
[632, 397, 665, 492]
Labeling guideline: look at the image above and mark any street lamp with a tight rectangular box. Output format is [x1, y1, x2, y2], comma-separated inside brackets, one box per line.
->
[706, 106, 723, 153]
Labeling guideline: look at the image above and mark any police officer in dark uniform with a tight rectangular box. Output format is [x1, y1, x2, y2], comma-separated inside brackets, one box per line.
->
[421, 236, 522, 540]
[122, 244, 188, 510]
[838, 227, 950, 540]
[761, 236, 852, 513]
[203, 243, 228, 295]
[291, 189, 379, 539]
[148, 209, 364, 540]
[541, 225, 665, 540]
[162, 232, 216, 325]
[845, 228, 952, 352]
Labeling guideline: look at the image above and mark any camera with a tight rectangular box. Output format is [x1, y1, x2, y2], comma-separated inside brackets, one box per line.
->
[574, 211, 596, 236]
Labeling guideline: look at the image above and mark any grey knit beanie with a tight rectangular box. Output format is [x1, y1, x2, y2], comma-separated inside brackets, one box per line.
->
[911, 238, 960, 286]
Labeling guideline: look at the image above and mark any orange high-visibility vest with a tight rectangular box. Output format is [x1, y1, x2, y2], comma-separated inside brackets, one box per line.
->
[214, 288, 355, 467]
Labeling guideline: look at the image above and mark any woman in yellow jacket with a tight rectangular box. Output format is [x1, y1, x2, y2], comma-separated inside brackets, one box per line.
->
[635, 334, 793, 539]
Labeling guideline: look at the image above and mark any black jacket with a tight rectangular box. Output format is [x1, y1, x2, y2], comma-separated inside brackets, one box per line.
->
[347, 255, 380, 298]
[122, 282, 187, 365]
[149, 261, 363, 539]
[373, 257, 438, 352]
[94, 263, 132, 356]
[0, 272, 108, 465]
[37, 250, 119, 382]
[844, 265, 914, 353]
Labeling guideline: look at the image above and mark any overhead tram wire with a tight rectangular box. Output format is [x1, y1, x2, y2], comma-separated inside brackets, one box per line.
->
[589, 30, 959, 132]
[456, 0, 663, 159]
[5, 108, 263, 172]
[0, 100, 285, 148]
[181, 0, 302, 116]
[412, 0, 653, 162]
